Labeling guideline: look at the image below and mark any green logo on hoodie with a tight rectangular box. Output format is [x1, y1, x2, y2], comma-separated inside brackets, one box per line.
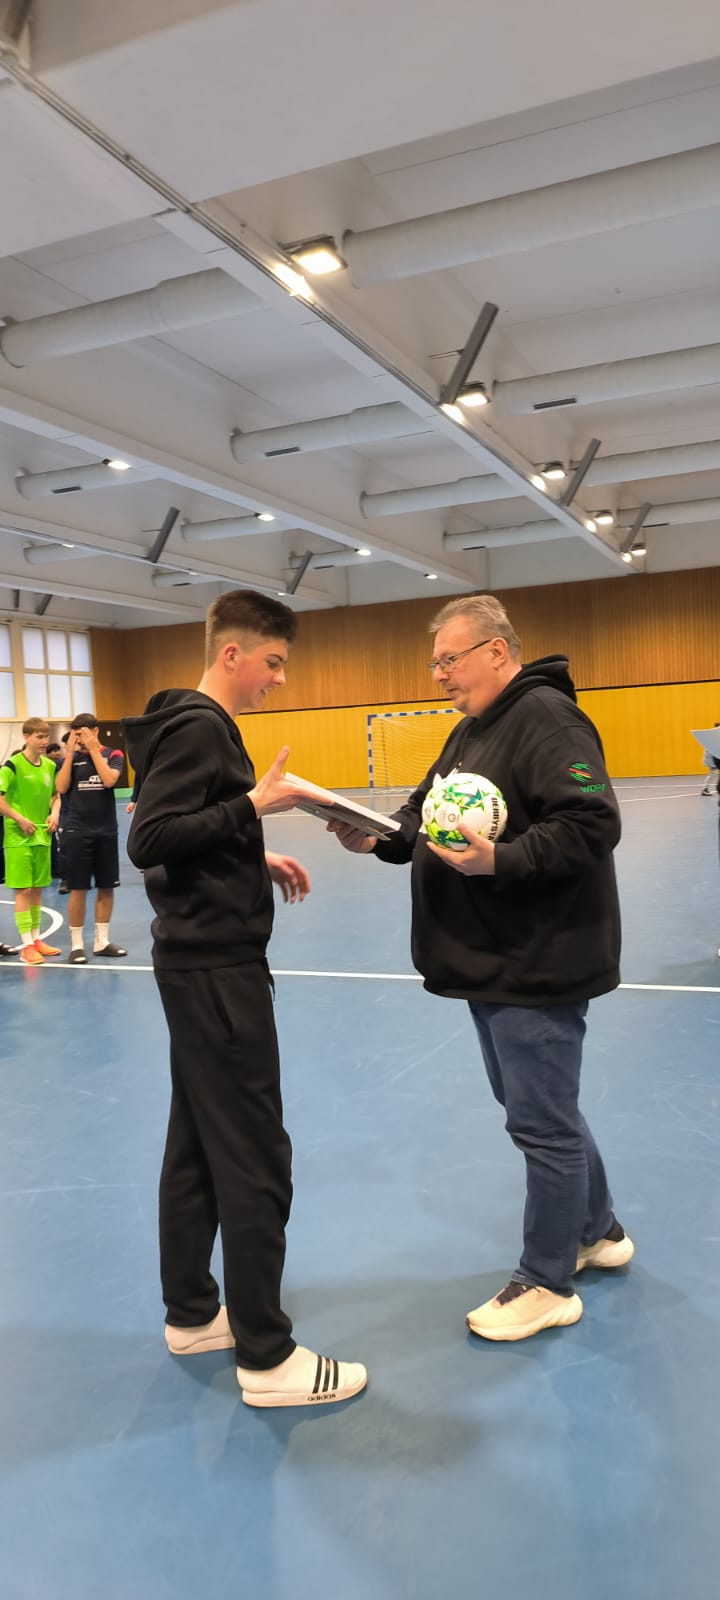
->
[568, 761, 605, 794]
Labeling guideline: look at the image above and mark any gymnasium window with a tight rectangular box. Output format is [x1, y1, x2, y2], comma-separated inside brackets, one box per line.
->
[0, 622, 15, 718]
[20, 626, 94, 721]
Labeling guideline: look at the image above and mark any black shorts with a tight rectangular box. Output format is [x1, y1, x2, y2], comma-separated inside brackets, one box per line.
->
[64, 830, 119, 891]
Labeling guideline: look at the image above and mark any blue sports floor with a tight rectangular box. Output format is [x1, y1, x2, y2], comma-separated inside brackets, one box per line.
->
[1, 779, 719, 1600]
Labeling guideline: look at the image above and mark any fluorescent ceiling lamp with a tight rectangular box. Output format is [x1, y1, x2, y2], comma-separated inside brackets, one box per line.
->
[631, 542, 646, 557]
[530, 474, 548, 492]
[425, 572, 438, 580]
[584, 518, 597, 533]
[440, 402, 465, 423]
[458, 384, 489, 408]
[273, 262, 308, 296]
[621, 551, 633, 564]
[594, 510, 615, 527]
[541, 462, 567, 481]
[255, 512, 275, 522]
[355, 547, 372, 556]
[288, 236, 345, 275]
[106, 459, 132, 472]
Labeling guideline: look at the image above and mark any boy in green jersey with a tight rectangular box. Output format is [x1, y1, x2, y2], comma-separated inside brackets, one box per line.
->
[0, 717, 62, 965]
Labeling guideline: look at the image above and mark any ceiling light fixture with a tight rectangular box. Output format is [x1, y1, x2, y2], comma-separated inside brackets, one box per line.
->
[440, 402, 465, 423]
[541, 462, 567, 481]
[594, 510, 615, 527]
[254, 512, 275, 523]
[273, 262, 309, 297]
[458, 383, 489, 408]
[530, 474, 548, 492]
[631, 542, 646, 557]
[425, 572, 438, 581]
[105, 459, 132, 472]
[621, 551, 633, 564]
[355, 547, 372, 556]
[287, 236, 346, 275]
[584, 518, 598, 533]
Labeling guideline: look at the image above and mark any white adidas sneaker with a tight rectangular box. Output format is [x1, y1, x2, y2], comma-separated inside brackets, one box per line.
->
[237, 1344, 367, 1408]
[165, 1306, 235, 1355]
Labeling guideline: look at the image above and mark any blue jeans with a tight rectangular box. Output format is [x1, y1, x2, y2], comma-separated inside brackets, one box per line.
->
[468, 1000, 614, 1296]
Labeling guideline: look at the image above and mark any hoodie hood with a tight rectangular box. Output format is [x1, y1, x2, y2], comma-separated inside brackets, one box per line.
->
[123, 690, 237, 783]
[473, 655, 577, 735]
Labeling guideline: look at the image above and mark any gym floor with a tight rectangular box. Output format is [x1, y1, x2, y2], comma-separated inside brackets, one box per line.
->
[1, 778, 718, 1600]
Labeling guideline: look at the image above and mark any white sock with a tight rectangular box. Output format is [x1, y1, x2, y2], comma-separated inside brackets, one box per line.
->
[20, 931, 35, 947]
[94, 923, 109, 952]
[70, 926, 85, 951]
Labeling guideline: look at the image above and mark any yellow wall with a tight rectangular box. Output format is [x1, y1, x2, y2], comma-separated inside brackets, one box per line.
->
[240, 682, 719, 785]
[579, 680, 720, 778]
[238, 699, 457, 788]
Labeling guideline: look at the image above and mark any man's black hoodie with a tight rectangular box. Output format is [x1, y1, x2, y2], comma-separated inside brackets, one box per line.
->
[374, 656, 621, 1005]
[124, 690, 272, 970]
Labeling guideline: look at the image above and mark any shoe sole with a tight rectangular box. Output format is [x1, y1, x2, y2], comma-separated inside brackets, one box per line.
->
[575, 1237, 635, 1273]
[240, 1373, 367, 1408]
[467, 1296, 583, 1342]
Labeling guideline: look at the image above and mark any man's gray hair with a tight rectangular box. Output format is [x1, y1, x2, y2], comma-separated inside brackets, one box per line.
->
[430, 593, 521, 658]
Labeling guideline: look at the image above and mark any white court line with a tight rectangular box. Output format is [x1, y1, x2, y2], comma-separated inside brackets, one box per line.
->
[1, 962, 719, 993]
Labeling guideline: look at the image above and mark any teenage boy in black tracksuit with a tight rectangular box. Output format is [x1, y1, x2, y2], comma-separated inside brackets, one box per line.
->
[331, 593, 633, 1343]
[124, 589, 366, 1409]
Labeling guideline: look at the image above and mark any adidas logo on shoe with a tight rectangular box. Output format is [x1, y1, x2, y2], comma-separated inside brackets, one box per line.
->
[237, 1344, 367, 1408]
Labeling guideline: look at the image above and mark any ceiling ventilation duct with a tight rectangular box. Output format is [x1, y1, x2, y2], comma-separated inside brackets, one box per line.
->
[231, 404, 430, 464]
[181, 515, 277, 543]
[23, 543, 90, 565]
[621, 497, 720, 528]
[342, 144, 720, 285]
[361, 440, 720, 516]
[16, 462, 151, 499]
[361, 475, 518, 517]
[492, 343, 720, 418]
[0, 270, 257, 367]
[443, 523, 573, 550]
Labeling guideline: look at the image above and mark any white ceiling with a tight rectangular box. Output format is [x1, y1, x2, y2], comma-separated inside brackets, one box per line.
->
[0, 2, 719, 627]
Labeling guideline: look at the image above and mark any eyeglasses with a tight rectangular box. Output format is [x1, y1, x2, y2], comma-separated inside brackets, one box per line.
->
[427, 637, 494, 673]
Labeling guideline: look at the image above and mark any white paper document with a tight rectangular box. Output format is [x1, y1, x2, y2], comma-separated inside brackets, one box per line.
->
[283, 772, 400, 838]
[691, 728, 720, 760]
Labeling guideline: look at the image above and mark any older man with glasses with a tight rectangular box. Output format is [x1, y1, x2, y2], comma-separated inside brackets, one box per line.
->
[331, 591, 633, 1343]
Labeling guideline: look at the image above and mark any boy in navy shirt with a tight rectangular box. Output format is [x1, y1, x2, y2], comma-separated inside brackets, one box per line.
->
[54, 712, 127, 964]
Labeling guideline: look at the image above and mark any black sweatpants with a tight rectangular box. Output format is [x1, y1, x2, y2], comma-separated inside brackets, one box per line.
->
[156, 961, 295, 1370]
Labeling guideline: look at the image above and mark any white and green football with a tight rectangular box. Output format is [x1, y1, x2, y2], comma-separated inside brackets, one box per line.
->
[421, 771, 507, 851]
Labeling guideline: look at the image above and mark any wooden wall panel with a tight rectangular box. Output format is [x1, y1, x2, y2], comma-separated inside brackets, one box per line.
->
[92, 567, 720, 721]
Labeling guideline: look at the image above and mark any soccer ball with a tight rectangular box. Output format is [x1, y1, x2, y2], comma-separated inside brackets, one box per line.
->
[421, 771, 507, 851]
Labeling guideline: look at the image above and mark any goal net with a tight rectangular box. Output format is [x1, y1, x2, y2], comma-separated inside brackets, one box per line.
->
[366, 708, 460, 789]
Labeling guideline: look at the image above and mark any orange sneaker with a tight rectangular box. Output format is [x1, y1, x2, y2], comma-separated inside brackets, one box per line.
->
[34, 939, 61, 957]
[20, 945, 44, 965]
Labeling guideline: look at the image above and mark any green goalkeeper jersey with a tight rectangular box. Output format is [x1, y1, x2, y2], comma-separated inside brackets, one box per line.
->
[0, 751, 56, 847]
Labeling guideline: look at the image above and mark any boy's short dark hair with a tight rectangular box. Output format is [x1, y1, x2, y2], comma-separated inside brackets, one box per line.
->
[70, 712, 99, 731]
[46, 743, 61, 755]
[205, 589, 297, 665]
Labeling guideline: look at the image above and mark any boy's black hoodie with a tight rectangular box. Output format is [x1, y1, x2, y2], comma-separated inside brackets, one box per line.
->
[374, 656, 622, 1005]
[124, 690, 272, 970]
